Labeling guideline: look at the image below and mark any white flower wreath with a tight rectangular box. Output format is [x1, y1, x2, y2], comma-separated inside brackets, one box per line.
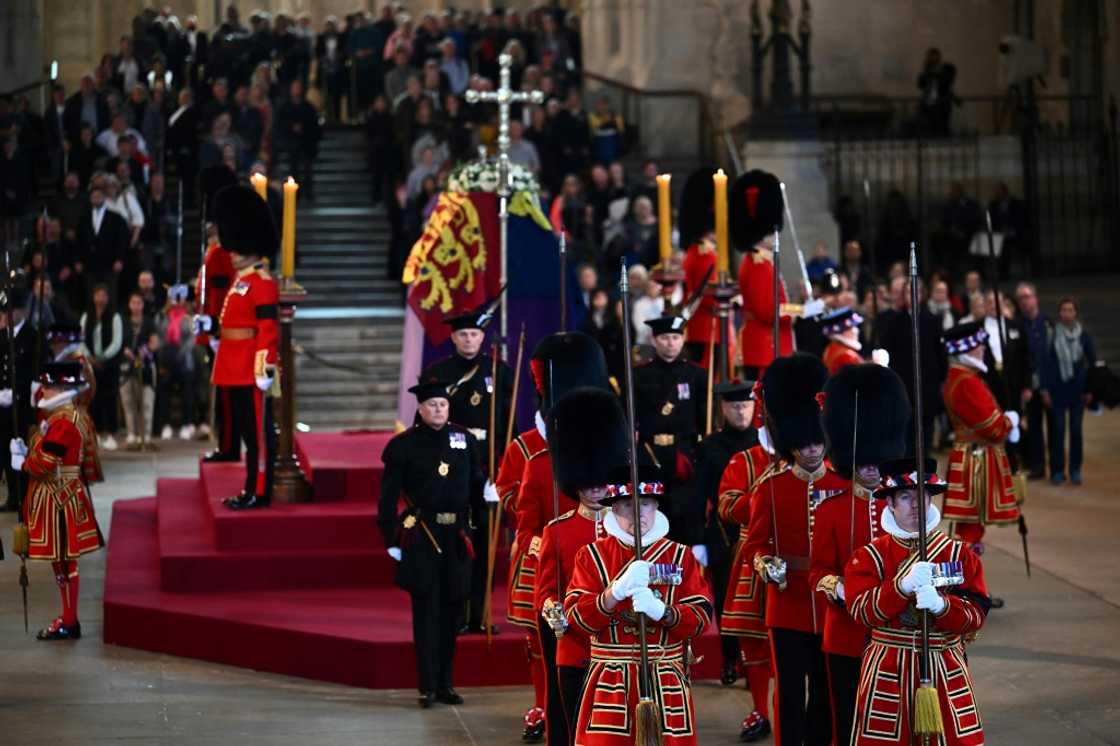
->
[447, 159, 540, 194]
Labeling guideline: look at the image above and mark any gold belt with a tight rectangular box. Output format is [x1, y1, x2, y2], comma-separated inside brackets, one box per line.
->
[653, 434, 675, 446]
[871, 628, 962, 652]
[221, 328, 257, 340]
[434, 512, 457, 525]
[591, 641, 683, 664]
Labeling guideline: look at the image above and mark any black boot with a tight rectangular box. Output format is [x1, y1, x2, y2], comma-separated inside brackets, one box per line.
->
[436, 688, 463, 705]
[37, 618, 82, 641]
[226, 492, 270, 510]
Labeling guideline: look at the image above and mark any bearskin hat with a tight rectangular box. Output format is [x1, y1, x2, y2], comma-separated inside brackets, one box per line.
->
[548, 387, 630, 498]
[199, 164, 238, 218]
[821, 364, 911, 478]
[762, 353, 828, 457]
[212, 183, 279, 259]
[678, 166, 718, 249]
[730, 169, 783, 251]
[530, 331, 610, 416]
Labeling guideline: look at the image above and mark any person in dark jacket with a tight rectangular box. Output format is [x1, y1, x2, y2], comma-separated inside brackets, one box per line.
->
[63, 74, 111, 145]
[364, 94, 395, 206]
[1041, 297, 1097, 486]
[577, 287, 626, 385]
[230, 84, 264, 165]
[273, 80, 322, 202]
[79, 182, 130, 295]
[166, 89, 200, 207]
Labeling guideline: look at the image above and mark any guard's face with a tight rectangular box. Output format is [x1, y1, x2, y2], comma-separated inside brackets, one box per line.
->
[889, 488, 932, 533]
[652, 332, 683, 362]
[579, 485, 608, 510]
[452, 328, 484, 359]
[720, 399, 755, 431]
[855, 464, 881, 488]
[418, 397, 450, 428]
[611, 497, 658, 537]
[794, 442, 825, 471]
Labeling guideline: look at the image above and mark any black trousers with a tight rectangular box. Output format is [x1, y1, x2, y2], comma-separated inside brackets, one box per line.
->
[770, 627, 832, 746]
[410, 576, 461, 694]
[1025, 394, 1048, 474]
[213, 384, 241, 458]
[826, 653, 861, 746]
[465, 507, 492, 627]
[229, 385, 275, 499]
[539, 618, 583, 746]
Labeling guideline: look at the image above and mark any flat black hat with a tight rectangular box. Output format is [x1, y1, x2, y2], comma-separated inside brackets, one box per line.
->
[714, 378, 756, 402]
[644, 314, 687, 337]
[600, 461, 666, 506]
[730, 169, 783, 251]
[678, 166, 718, 249]
[549, 387, 630, 498]
[443, 286, 506, 332]
[821, 364, 911, 478]
[530, 331, 610, 416]
[38, 361, 84, 388]
[212, 183, 279, 259]
[943, 321, 988, 355]
[874, 457, 947, 500]
[408, 379, 451, 403]
[819, 306, 863, 336]
[762, 353, 828, 458]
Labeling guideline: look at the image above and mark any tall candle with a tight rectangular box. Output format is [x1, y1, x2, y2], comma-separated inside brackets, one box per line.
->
[281, 177, 298, 279]
[250, 172, 268, 200]
[713, 169, 728, 274]
[656, 173, 672, 264]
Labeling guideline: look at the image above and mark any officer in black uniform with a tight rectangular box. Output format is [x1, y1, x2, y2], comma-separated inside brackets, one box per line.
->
[420, 297, 512, 633]
[633, 313, 708, 547]
[1, 282, 36, 512]
[692, 378, 759, 683]
[379, 380, 496, 708]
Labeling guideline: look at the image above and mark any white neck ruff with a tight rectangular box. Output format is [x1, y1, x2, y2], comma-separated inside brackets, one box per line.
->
[956, 354, 988, 374]
[38, 387, 83, 411]
[603, 509, 670, 548]
[831, 334, 862, 351]
[882, 502, 941, 540]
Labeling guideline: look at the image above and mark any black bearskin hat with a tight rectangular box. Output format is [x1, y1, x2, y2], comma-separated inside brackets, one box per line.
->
[762, 353, 828, 458]
[821, 364, 911, 478]
[730, 169, 783, 251]
[530, 331, 610, 416]
[212, 183, 279, 259]
[548, 387, 629, 498]
[199, 164, 238, 218]
[678, 166, 718, 249]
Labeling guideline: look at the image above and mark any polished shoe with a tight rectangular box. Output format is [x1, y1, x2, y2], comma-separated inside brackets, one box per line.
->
[418, 691, 436, 708]
[225, 493, 270, 510]
[720, 661, 740, 686]
[436, 688, 464, 705]
[990, 596, 1005, 610]
[203, 450, 240, 463]
[739, 711, 770, 742]
[36, 618, 81, 641]
[522, 706, 546, 742]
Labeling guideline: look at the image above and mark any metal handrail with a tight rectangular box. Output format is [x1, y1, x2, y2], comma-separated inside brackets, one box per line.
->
[1, 61, 59, 114]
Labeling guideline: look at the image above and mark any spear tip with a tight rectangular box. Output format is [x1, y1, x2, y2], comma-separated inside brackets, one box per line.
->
[909, 245, 918, 276]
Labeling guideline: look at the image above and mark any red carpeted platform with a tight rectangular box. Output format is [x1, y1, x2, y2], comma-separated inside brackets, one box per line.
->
[103, 431, 721, 689]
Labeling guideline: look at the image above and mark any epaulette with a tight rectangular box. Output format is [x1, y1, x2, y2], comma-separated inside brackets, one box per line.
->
[545, 509, 576, 527]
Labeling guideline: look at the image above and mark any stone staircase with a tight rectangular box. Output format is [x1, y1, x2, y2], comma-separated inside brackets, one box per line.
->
[290, 126, 404, 431]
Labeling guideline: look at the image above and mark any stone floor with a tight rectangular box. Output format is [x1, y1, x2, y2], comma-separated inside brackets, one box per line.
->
[1, 412, 1118, 745]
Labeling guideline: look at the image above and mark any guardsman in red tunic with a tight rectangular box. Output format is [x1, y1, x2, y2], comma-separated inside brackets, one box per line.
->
[10, 362, 105, 640]
[208, 184, 280, 509]
[195, 228, 240, 461]
[730, 171, 824, 379]
[536, 387, 625, 746]
[677, 167, 721, 368]
[940, 322, 1022, 551]
[45, 324, 103, 485]
[820, 306, 865, 375]
[512, 331, 612, 743]
[845, 458, 990, 746]
[745, 354, 838, 746]
[564, 463, 713, 746]
[811, 364, 910, 745]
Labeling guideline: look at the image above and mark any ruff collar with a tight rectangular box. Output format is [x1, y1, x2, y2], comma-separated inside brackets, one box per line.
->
[603, 509, 670, 548]
[881, 503, 941, 540]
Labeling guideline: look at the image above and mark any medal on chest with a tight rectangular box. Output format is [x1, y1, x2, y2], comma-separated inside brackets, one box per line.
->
[676, 382, 690, 401]
[449, 431, 467, 450]
[649, 562, 683, 586]
[437, 461, 450, 477]
[233, 280, 250, 296]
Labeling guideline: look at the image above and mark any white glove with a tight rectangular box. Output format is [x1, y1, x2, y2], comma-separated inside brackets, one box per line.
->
[1008, 426, 1021, 444]
[915, 584, 947, 614]
[192, 314, 213, 335]
[255, 376, 274, 392]
[0, 388, 12, 407]
[900, 561, 935, 595]
[209, 338, 220, 354]
[802, 298, 826, 318]
[1006, 411, 1021, 429]
[836, 579, 846, 601]
[10, 437, 28, 471]
[609, 560, 651, 601]
[168, 283, 190, 303]
[388, 547, 402, 562]
[483, 480, 500, 504]
[630, 587, 666, 622]
[871, 348, 891, 367]
[691, 545, 708, 568]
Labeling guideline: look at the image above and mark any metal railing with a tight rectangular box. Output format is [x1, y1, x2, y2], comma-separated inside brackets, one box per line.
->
[1, 61, 59, 115]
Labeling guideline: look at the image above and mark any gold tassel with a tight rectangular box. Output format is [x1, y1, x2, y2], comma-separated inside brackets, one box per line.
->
[634, 697, 663, 746]
[11, 524, 28, 557]
[913, 682, 944, 736]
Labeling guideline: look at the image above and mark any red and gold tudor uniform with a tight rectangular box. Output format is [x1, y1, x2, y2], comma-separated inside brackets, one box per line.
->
[819, 307, 865, 376]
[564, 506, 712, 746]
[844, 464, 990, 746]
[45, 325, 103, 485]
[19, 363, 105, 640]
[196, 240, 239, 459]
[940, 323, 1022, 547]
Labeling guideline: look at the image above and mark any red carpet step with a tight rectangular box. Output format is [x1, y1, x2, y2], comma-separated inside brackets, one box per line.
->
[103, 431, 722, 689]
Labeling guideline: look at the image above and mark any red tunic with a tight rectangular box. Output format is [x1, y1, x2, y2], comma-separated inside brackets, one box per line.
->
[808, 485, 884, 657]
[53, 350, 103, 484]
[745, 462, 849, 634]
[565, 534, 712, 746]
[738, 249, 794, 372]
[941, 364, 1021, 526]
[508, 450, 579, 627]
[845, 530, 988, 745]
[22, 404, 105, 561]
[495, 426, 546, 517]
[682, 240, 720, 347]
[211, 263, 280, 387]
[823, 340, 863, 375]
[535, 505, 607, 667]
[716, 445, 772, 659]
[194, 243, 235, 347]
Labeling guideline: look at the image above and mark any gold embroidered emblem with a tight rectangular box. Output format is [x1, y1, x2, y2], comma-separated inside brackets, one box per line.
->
[438, 461, 450, 477]
[470, 391, 482, 406]
[402, 515, 417, 529]
[661, 401, 674, 416]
